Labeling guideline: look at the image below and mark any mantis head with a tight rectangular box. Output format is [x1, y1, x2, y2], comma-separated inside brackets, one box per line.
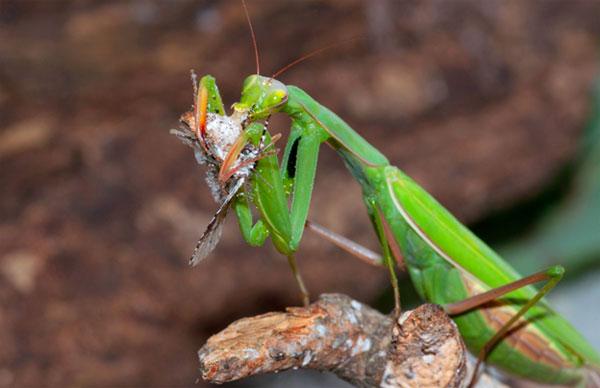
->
[233, 75, 288, 119]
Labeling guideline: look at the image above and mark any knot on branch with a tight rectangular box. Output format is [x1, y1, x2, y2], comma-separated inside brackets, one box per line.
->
[383, 304, 467, 387]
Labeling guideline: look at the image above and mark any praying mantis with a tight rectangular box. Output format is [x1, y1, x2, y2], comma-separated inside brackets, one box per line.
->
[170, 3, 600, 386]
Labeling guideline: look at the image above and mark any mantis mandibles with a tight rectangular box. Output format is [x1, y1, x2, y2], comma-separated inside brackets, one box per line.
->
[170, 3, 600, 386]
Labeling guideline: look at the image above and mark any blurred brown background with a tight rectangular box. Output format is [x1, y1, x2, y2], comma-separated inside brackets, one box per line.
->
[1, 1, 600, 387]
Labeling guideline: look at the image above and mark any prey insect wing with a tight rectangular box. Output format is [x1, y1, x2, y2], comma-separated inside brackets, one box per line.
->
[170, 124, 219, 166]
[189, 177, 245, 266]
[188, 210, 225, 267]
[169, 128, 197, 148]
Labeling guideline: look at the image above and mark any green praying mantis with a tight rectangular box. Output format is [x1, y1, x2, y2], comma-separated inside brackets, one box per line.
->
[170, 4, 600, 386]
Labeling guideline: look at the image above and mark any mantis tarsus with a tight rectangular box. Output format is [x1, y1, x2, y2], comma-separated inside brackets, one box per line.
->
[171, 3, 600, 386]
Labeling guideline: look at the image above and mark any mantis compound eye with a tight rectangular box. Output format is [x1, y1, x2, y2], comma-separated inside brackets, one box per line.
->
[263, 80, 288, 108]
[234, 75, 288, 119]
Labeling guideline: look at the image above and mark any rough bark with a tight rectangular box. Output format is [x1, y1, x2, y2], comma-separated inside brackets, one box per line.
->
[199, 294, 506, 388]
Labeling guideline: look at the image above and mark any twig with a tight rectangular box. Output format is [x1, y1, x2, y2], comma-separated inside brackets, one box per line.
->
[198, 294, 506, 387]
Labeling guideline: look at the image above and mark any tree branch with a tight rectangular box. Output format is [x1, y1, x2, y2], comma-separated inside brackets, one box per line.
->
[198, 294, 506, 387]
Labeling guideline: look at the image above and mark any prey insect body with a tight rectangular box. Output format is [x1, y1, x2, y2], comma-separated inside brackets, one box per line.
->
[171, 74, 277, 266]
[173, 72, 311, 305]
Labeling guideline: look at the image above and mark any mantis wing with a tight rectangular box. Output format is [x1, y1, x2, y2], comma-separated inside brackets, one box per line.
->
[384, 167, 600, 369]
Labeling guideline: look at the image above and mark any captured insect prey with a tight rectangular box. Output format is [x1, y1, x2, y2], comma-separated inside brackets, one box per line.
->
[170, 72, 277, 266]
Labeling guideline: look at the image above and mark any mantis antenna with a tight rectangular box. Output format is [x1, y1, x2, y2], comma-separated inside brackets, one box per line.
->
[241, 0, 361, 80]
[241, 0, 260, 75]
[271, 36, 363, 79]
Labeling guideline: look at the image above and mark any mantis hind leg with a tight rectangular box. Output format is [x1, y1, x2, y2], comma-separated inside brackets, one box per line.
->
[305, 220, 383, 267]
[442, 266, 565, 387]
[373, 206, 403, 318]
[304, 203, 404, 317]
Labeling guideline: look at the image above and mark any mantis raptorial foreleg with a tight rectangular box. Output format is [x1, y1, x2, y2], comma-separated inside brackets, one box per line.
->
[233, 195, 269, 247]
[282, 124, 323, 251]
